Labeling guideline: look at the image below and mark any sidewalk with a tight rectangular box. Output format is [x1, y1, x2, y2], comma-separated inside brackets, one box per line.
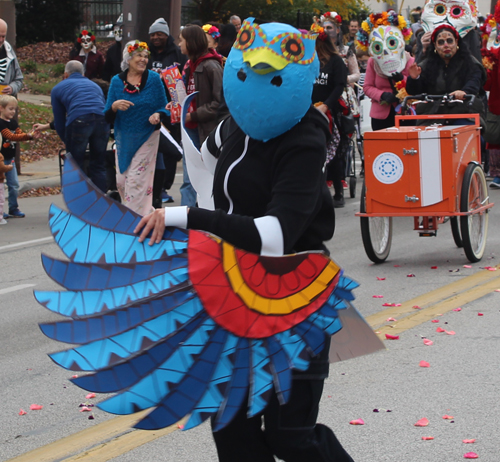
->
[17, 93, 60, 194]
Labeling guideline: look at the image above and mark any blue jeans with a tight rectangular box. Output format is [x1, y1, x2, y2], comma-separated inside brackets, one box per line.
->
[65, 113, 109, 192]
[4, 161, 19, 212]
[180, 127, 199, 207]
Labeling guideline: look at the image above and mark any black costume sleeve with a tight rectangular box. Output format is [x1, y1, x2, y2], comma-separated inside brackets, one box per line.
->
[324, 56, 348, 113]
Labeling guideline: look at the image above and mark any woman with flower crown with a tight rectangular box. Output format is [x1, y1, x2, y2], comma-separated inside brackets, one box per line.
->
[104, 40, 168, 215]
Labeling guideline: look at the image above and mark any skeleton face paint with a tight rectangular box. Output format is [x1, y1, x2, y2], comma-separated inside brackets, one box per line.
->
[114, 26, 123, 42]
[422, 0, 478, 37]
[81, 36, 93, 50]
[369, 25, 407, 76]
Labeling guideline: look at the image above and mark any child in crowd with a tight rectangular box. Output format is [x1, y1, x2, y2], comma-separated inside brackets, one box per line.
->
[0, 95, 40, 219]
[0, 150, 13, 224]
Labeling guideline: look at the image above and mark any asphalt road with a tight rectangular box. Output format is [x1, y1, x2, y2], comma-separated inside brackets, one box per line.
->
[1, 177, 499, 462]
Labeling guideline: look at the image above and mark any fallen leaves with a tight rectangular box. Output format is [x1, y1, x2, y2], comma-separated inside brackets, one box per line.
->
[19, 186, 61, 198]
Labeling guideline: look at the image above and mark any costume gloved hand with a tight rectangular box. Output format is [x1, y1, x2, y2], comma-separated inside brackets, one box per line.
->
[391, 72, 404, 82]
[381, 92, 400, 104]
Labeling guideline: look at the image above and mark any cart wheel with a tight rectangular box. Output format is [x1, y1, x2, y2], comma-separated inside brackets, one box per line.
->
[349, 176, 357, 198]
[460, 163, 489, 262]
[360, 183, 392, 263]
[450, 217, 463, 248]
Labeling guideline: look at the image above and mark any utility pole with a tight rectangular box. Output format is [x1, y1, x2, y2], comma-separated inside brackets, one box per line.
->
[0, 0, 17, 47]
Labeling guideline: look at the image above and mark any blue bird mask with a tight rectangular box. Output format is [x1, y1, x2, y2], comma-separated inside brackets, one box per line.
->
[223, 18, 319, 141]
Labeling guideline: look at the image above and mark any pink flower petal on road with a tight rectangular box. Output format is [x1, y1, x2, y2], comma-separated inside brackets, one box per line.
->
[463, 265, 472, 268]
[385, 334, 399, 340]
[445, 330, 456, 335]
[413, 305, 422, 309]
[407, 274, 416, 277]
[72, 375, 78, 378]
[178, 424, 185, 429]
[30, 404, 43, 411]
[394, 265, 401, 267]
[431, 319, 440, 323]
[495, 289, 500, 292]
[423, 339, 433, 346]
[350, 419, 365, 425]
[80, 407, 92, 412]
[419, 361, 430, 368]
[386, 317, 397, 322]
[377, 277, 386, 280]
[414, 417, 429, 427]
[464, 452, 478, 459]
[453, 308, 462, 312]
[85, 393, 96, 399]
[463, 439, 476, 444]
[373, 295, 384, 298]
[436, 327, 446, 333]
[478, 313, 484, 316]
[431, 266, 438, 269]
[421, 436, 434, 440]
[442, 415, 454, 419]
[19, 409, 27, 415]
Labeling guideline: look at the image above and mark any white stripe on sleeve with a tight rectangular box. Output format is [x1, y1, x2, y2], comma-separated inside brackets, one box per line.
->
[254, 216, 284, 256]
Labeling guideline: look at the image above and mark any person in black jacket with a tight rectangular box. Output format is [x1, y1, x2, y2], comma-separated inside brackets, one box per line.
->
[147, 18, 188, 208]
[311, 26, 348, 208]
[102, 22, 123, 82]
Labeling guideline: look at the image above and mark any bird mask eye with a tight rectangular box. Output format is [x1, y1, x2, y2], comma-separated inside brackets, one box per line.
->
[234, 24, 255, 50]
[281, 35, 305, 62]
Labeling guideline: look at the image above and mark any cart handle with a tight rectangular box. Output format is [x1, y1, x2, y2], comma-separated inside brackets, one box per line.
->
[395, 113, 480, 127]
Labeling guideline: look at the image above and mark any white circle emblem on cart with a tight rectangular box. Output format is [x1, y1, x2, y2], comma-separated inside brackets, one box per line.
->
[373, 152, 404, 184]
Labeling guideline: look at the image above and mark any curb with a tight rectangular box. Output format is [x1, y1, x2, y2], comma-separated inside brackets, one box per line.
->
[19, 176, 61, 195]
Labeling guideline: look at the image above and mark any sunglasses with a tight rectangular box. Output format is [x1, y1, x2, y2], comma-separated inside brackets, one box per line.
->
[436, 38, 455, 46]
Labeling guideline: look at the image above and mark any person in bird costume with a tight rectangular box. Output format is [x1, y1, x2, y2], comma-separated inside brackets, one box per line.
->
[37, 18, 382, 462]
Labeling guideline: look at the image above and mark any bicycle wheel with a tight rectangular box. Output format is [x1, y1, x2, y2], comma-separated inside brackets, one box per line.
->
[450, 217, 463, 248]
[360, 183, 392, 263]
[460, 163, 489, 262]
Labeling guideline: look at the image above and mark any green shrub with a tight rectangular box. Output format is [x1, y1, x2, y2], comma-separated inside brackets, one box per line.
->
[23, 59, 37, 74]
[51, 63, 65, 77]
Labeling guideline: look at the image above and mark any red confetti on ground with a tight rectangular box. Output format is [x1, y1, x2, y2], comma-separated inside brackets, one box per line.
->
[407, 274, 416, 277]
[419, 361, 430, 368]
[495, 289, 500, 292]
[178, 424, 185, 429]
[442, 415, 454, 419]
[29, 404, 43, 410]
[453, 308, 462, 312]
[423, 339, 433, 346]
[394, 265, 401, 267]
[436, 327, 445, 333]
[478, 313, 484, 316]
[80, 407, 92, 412]
[463, 452, 478, 459]
[413, 305, 422, 309]
[414, 417, 429, 427]
[484, 266, 497, 271]
[382, 303, 402, 307]
[421, 436, 434, 440]
[377, 277, 386, 280]
[431, 266, 438, 269]
[385, 334, 399, 340]
[19, 409, 27, 415]
[463, 265, 472, 268]
[349, 418, 365, 425]
[373, 295, 384, 298]
[85, 393, 96, 399]
[431, 319, 439, 323]
[72, 375, 78, 378]
[445, 330, 456, 335]
[463, 439, 476, 444]
[386, 317, 397, 322]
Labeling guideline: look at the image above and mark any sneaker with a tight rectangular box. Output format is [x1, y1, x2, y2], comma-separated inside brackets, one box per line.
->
[489, 177, 500, 189]
[161, 191, 174, 203]
[9, 208, 25, 218]
[333, 196, 345, 208]
[342, 180, 348, 189]
[0, 218, 6, 225]
[3, 213, 8, 219]
[326, 181, 333, 189]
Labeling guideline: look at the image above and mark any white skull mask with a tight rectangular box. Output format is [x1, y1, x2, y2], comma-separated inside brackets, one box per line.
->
[369, 25, 407, 77]
[486, 23, 500, 51]
[81, 36, 93, 50]
[114, 26, 123, 42]
[422, 0, 478, 37]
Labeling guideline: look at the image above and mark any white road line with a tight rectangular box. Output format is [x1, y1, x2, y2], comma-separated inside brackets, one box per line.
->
[0, 236, 53, 251]
[0, 284, 37, 295]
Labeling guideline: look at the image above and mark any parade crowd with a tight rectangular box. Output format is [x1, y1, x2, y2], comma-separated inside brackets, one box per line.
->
[1, 4, 499, 461]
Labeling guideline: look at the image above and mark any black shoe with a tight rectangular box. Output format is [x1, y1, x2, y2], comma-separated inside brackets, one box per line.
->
[333, 196, 345, 208]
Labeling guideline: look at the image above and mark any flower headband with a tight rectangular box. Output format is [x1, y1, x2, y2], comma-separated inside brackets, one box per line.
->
[356, 10, 412, 51]
[431, 24, 459, 43]
[127, 40, 150, 56]
[320, 12, 342, 25]
[480, 14, 496, 42]
[78, 30, 95, 43]
[310, 23, 328, 42]
[202, 24, 221, 40]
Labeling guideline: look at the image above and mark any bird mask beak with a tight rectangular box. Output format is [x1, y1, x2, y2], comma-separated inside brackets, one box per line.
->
[243, 48, 289, 74]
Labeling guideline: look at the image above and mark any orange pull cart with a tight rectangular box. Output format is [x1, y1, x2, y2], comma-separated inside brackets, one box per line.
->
[356, 114, 494, 263]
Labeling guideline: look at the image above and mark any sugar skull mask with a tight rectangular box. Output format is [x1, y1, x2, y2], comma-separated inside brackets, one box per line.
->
[422, 0, 478, 37]
[369, 25, 407, 76]
[114, 26, 123, 42]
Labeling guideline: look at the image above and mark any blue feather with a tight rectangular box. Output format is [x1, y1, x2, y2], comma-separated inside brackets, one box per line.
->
[248, 339, 273, 418]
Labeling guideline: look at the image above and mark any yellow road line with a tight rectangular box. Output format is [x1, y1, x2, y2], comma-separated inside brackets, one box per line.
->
[8, 267, 500, 462]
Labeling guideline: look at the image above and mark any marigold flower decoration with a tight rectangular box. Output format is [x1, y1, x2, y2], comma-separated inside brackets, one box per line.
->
[480, 14, 495, 44]
[202, 24, 221, 39]
[127, 40, 150, 56]
[77, 30, 96, 43]
[356, 10, 412, 52]
[394, 79, 409, 103]
[310, 22, 328, 42]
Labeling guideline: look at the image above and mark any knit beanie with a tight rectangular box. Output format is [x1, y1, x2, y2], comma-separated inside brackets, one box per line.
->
[149, 18, 170, 36]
